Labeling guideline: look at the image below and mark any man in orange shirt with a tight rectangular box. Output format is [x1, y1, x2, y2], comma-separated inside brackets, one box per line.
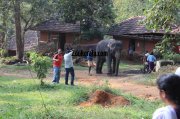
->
[52, 49, 63, 84]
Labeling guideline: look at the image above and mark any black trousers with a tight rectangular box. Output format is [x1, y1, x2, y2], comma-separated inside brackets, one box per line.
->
[65, 67, 75, 85]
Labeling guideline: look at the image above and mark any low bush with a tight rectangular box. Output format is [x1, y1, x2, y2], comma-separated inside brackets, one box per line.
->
[0, 56, 18, 65]
[0, 48, 8, 57]
[163, 53, 180, 64]
[29, 52, 52, 85]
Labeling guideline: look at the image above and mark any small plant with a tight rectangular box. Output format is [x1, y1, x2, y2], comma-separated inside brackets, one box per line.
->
[29, 52, 52, 85]
[0, 48, 8, 57]
[0, 56, 18, 64]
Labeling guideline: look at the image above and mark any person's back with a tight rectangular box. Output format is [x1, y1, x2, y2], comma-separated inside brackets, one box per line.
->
[147, 54, 156, 62]
[64, 51, 73, 68]
[64, 50, 75, 85]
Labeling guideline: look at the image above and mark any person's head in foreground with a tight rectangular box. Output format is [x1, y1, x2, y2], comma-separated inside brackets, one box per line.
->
[153, 74, 180, 119]
[157, 74, 180, 107]
[175, 67, 180, 77]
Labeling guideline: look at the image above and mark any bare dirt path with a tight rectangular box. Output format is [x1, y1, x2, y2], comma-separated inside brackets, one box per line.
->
[0, 67, 159, 100]
[75, 70, 159, 100]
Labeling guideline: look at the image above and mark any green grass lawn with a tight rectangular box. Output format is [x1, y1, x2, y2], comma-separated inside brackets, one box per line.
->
[0, 76, 163, 119]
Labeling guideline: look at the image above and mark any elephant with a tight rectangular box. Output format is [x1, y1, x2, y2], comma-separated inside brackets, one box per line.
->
[96, 39, 122, 76]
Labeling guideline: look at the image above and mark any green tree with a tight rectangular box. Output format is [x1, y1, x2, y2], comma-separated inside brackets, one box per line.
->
[14, 0, 23, 60]
[0, 0, 58, 60]
[144, 0, 180, 58]
[59, 0, 116, 40]
[114, 0, 151, 22]
[0, 0, 13, 49]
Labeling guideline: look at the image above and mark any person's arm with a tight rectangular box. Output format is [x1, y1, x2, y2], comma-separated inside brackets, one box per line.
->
[53, 54, 59, 61]
[68, 50, 73, 56]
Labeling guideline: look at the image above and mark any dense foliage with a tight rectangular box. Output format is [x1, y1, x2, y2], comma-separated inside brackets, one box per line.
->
[58, 0, 116, 40]
[0, 0, 58, 60]
[145, 0, 180, 30]
[113, 0, 151, 22]
[144, 0, 180, 59]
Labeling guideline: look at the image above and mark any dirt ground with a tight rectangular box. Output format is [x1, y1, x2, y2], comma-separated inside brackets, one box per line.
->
[79, 90, 130, 107]
[75, 70, 159, 100]
[0, 66, 160, 101]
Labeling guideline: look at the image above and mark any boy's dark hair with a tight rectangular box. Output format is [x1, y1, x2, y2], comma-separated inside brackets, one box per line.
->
[157, 74, 180, 105]
[150, 52, 154, 55]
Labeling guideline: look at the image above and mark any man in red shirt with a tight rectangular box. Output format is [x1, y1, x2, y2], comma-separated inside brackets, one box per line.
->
[52, 49, 63, 83]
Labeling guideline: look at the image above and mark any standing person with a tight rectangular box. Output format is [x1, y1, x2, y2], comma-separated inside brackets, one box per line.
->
[52, 49, 63, 84]
[87, 49, 93, 76]
[147, 52, 156, 73]
[143, 51, 150, 73]
[152, 74, 180, 119]
[64, 49, 75, 86]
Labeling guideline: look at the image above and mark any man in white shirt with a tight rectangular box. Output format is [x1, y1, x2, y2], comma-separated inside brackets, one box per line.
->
[64, 49, 75, 85]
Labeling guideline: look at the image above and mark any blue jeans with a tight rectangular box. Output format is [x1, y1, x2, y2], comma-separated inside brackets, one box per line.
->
[52, 67, 61, 83]
[65, 67, 74, 85]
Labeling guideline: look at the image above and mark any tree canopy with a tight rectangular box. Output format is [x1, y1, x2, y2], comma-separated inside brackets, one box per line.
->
[145, 0, 180, 30]
[58, 0, 116, 39]
[0, 0, 58, 59]
[144, 0, 180, 58]
[113, 0, 151, 23]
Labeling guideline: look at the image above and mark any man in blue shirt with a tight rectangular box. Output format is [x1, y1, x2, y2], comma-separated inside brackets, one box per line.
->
[147, 52, 156, 73]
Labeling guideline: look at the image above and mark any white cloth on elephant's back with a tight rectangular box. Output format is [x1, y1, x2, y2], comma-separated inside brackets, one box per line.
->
[152, 105, 177, 119]
[175, 67, 180, 76]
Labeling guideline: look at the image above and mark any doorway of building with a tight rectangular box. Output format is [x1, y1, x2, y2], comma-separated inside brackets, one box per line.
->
[58, 33, 66, 52]
[129, 39, 136, 52]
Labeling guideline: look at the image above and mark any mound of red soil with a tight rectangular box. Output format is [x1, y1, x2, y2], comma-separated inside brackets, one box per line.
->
[79, 90, 130, 107]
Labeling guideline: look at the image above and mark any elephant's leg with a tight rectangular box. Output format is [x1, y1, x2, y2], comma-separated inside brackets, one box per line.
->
[106, 56, 112, 75]
[112, 57, 116, 74]
[96, 57, 101, 74]
[115, 59, 120, 76]
[99, 59, 105, 73]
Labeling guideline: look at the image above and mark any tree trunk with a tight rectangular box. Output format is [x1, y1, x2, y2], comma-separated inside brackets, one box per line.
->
[14, 0, 24, 60]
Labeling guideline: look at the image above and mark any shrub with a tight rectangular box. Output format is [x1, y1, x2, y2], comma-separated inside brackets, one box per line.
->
[172, 53, 180, 63]
[0, 48, 8, 57]
[0, 56, 18, 65]
[163, 52, 180, 64]
[29, 52, 52, 85]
